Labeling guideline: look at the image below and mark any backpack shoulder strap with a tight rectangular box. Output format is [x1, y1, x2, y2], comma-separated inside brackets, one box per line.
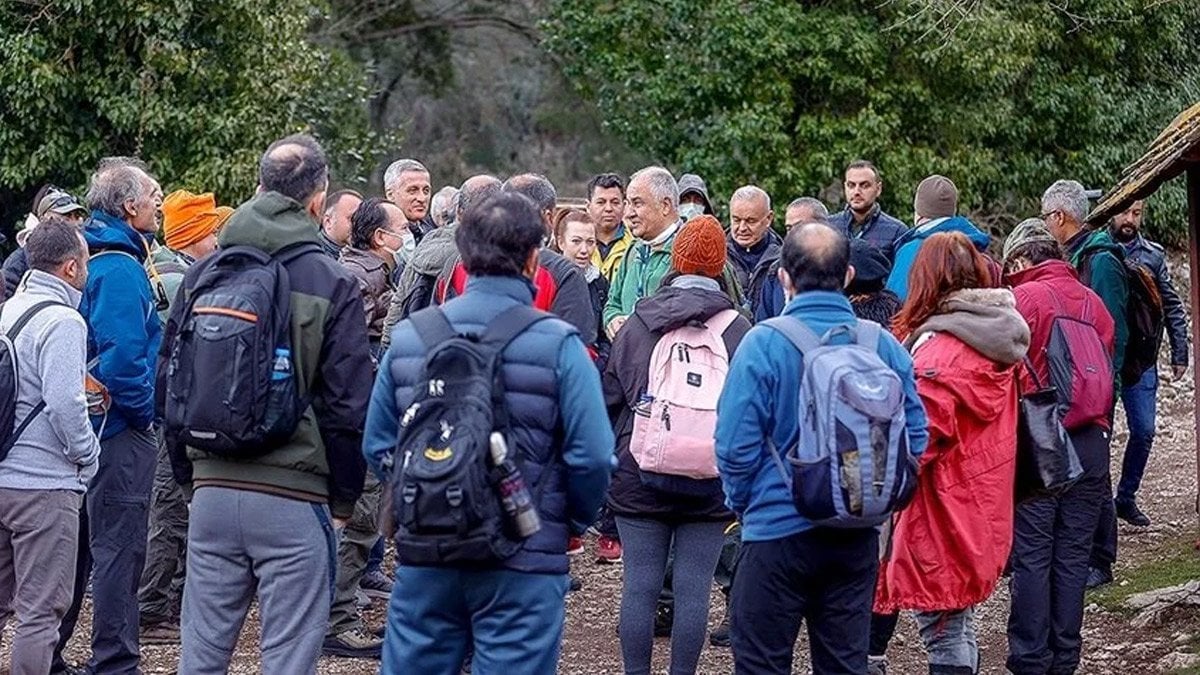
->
[5, 300, 63, 341]
[409, 307, 458, 352]
[481, 305, 552, 353]
[761, 316, 822, 355]
[854, 319, 882, 353]
[704, 308, 740, 337]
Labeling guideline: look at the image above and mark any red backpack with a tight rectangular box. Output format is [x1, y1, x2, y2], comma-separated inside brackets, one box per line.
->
[1039, 283, 1115, 431]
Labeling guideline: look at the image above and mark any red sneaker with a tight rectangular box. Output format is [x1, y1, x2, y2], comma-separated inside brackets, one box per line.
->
[596, 535, 622, 564]
[567, 536, 584, 555]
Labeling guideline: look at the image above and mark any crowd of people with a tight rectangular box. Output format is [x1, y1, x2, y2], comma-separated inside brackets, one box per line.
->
[0, 132, 1188, 675]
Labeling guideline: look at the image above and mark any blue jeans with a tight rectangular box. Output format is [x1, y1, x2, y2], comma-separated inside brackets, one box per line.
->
[1117, 366, 1158, 504]
[383, 566, 569, 675]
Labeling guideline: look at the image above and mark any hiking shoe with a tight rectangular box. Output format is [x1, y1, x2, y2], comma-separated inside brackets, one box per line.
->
[654, 603, 673, 637]
[1116, 500, 1152, 527]
[596, 535, 622, 564]
[567, 536, 585, 555]
[322, 628, 383, 659]
[140, 621, 181, 645]
[355, 588, 372, 609]
[708, 613, 731, 648]
[569, 575, 582, 592]
[359, 569, 394, 599]
[1086, 566, 1114, 590]
[867, 655, 889, 675]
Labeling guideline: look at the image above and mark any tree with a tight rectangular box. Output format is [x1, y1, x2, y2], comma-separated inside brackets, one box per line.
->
[0, 0, 390, 241]
[543, 0, 1200, 241]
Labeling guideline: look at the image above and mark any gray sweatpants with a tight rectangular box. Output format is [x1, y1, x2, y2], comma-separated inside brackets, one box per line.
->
[0, 488, 82, 675]
[180, 487, 337, 675]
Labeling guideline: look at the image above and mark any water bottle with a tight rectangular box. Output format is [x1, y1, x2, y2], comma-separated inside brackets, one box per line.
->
[272, 348, 291, 381]
[489, 432, 542, 538]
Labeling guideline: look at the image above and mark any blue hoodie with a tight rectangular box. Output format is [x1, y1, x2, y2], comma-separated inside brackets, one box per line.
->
[885, 216, 990, 302]
[80, 210, 162, 440]
[715, 291, 928, 542]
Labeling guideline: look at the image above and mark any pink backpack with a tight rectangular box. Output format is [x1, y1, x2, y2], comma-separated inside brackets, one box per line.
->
[630, 309, 739, 483]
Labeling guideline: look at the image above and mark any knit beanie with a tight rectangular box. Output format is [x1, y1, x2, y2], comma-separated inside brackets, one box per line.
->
[914, 175, 958, 220]
[163, 190, 233, 251]
[1002, 218, 1057, 263]
[671, 215, 727, 278]
[846, 238, 892, 295]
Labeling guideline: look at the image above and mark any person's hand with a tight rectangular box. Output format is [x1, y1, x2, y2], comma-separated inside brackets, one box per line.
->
[1173, 364, 1188, 381]
[606, 316, 628, 340]
[333, 517, 349, 530]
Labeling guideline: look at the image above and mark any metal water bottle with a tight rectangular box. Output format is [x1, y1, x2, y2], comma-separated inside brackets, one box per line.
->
[489, 432, 542, 538]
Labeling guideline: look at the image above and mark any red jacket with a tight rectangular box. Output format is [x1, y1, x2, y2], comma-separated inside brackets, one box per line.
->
[1004, 260, 1116, 429]
[875, 331, 1020, 613]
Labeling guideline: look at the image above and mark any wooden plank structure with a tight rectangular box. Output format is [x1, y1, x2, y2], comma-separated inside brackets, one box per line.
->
[1087, 101, 1200, 513]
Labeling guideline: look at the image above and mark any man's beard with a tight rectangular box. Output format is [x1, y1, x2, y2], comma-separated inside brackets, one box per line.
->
[1112, 224, 1138, 243]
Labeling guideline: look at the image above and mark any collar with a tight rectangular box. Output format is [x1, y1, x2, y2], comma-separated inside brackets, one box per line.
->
[19, 268, 83, 308]
[646, 219, 681, 248]
[462, 275, 537, 304]
[915, 216, 949, 233]
[669, 274, 721, 292]
[782, 290, 857, 319]
[846, 203, 881, 227]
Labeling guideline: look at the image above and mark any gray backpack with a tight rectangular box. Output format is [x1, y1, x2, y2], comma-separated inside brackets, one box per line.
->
[762, 317, 918, 528]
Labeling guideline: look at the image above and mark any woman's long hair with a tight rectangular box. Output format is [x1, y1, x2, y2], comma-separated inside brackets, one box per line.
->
[892, 232, 993, 341]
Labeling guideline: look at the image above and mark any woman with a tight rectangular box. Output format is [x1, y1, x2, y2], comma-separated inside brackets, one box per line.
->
[555, 209, 611, 371]
[604, 215, 751, 675]
[876, 232, 1029, 675]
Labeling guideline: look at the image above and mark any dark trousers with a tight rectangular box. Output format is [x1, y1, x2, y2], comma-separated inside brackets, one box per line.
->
[137, 432, 188, 626]
[1009, 425, 1111, 675]
[52, 505, 91, 673]
[730, 527, 879, 675]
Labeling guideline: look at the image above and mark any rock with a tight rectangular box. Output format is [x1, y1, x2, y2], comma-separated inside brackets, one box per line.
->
[1125, 580, 1200, 627]
[1158, 651, 1200, 671]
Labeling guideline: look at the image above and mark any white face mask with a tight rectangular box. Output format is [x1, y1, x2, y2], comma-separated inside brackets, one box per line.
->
[679, 203, 705, 222]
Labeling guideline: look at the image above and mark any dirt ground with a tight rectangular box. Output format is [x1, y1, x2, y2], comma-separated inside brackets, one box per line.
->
[10, 261, 1200, 674]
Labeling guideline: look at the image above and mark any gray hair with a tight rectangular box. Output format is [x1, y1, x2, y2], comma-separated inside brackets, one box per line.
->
[457, 175, 503, 218]
[630, 166, 679, 210]
[383, 159, 428, 190]
[786, 197, 830, 221]
[86, 165, 149, 218]
[731, 185, 771, 211]
[502, 173, 557, 213]
[431, 186, 459, 227]
[1041, 179, 1089, 225]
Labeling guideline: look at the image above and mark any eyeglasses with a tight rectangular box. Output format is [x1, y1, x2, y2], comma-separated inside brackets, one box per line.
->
[1040, 210, 1061, 220]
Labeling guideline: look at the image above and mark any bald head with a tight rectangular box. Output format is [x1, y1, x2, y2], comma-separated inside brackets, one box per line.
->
[259, 134, 328, 214]
[457, 174, 503, 220]
[780, 223, 851, 294]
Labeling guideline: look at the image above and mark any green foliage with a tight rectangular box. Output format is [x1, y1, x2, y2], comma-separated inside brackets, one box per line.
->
[0, 0, 389, 233]
[543, 0, 1200, 242]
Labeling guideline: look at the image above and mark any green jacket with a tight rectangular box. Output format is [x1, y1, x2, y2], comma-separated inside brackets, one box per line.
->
[160, 192, 374, 518]
[603, 227, 678, 326]
[146, 244, 191, 326]
[1069, 229, 1130, 378]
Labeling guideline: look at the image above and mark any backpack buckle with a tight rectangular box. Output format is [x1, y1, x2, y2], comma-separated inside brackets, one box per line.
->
[446, 484, 463, 507]
[402, 484, 418, 504]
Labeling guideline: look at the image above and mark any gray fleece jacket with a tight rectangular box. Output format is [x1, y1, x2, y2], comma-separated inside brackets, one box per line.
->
[0, 270, 100, 492]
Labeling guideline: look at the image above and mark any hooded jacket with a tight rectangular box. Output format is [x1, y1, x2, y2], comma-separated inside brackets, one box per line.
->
[604, 277, 750, 522]
[380, 224, 460, 348]
[339, 245, 395, 343]
[158, 191, 374, 519]
[604, 223, 680, 326]
[875, 288, 1028, 613]
[592, 224, 635, 283]
[886, 216, 991, 302]
[1067, 229, 1129, 377]
[81, 210, 162, 440]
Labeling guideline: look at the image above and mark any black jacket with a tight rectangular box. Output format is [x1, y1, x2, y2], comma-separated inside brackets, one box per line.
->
[727, 230, 782, 314]
[603, 279, 750, 522]
[2, 248, 27, 301]
[1125, 234, 1189, 367]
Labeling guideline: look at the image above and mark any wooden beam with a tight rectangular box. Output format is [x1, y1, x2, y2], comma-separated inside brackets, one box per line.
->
[1188, 166, 1200, 516]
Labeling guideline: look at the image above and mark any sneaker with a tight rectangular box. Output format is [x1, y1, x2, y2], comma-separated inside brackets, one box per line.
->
[140, 621, 181, 645]
[322, 627, 383, 659]
[567, 536, 584, 555]
[867, 655, 889, 675]
[1086, 566, 1114, 590]
[360, 569, 394, 599]
[596, 535, 622, 564]
[355, 588, 372, 609]
[1116, 500, 1152, 527]
[653, 602, 673, 637]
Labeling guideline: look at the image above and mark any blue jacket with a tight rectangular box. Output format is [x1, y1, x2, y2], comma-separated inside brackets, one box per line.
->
[828, 204, 909, 261]
[714, 291, 928, 542]
[80, 210, 162, 440]
[364, 275, 614, 574]
[886, 216, 990, 302]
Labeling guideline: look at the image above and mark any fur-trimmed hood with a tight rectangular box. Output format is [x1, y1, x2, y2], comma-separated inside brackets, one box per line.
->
[905, 287, 1030, 365]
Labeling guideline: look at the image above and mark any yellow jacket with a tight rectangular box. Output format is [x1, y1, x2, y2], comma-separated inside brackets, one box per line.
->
[592, 225, 635, 283]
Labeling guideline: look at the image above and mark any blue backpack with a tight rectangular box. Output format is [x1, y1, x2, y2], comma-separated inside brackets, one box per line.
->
[762, 317, 918, 528]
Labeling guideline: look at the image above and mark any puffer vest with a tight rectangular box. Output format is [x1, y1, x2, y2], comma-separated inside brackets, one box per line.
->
[385, 279, 574, 574]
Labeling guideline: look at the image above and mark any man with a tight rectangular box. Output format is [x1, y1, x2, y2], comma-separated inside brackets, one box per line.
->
[754, 198, 829, 322]
[138, 190, 230, 644]
[587, 173, 634, 282]
[715, 223, 928, 674]
[828, 160, 908, 259]
[3, 188, 89, 301]
[603, 166, 684, 338]
[365, 191, 613, 673]
[1041, 179, 1129, 590]
[0, 217, 100, 675]
[726, 185, 782, 315]
[73, 162, 165, 675]
[431, 186, 459, 229]
[320, 189, 364, 258]
[384, 158, 435, 243]
[322, 198, 409, 659]
[164, 134, 374, 673]
[1109, 199, 1187, 527]
[380, 175, 503, 347]
[885, 175, 990, 301]
[678, 173, 715, 221]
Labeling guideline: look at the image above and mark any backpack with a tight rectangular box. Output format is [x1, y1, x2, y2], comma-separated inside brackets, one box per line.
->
[762, 317, 917, 528]
[163, 244, 317, 457]
[629, 309, 738, 494]
[0, 301, 61, 461]
[1038, 283, 1115, 431]
[1078, 250, 1164, 384]
[391, 305, 552, 565]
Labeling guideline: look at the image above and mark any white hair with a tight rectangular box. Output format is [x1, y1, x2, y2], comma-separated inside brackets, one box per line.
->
[383, 158, 428, 190]
[1041, 179, 1089, 225]
[731, 185, 771, 211]
[786, 197, 830, 220]
[630, 166, 679, 210]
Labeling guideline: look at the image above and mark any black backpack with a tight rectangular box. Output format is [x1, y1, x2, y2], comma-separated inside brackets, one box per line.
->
[1079, 252, 1164, 384]
[164, 244, 317, 457]
[391, 305, 550, 565]
[0, 301, 61, 461]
